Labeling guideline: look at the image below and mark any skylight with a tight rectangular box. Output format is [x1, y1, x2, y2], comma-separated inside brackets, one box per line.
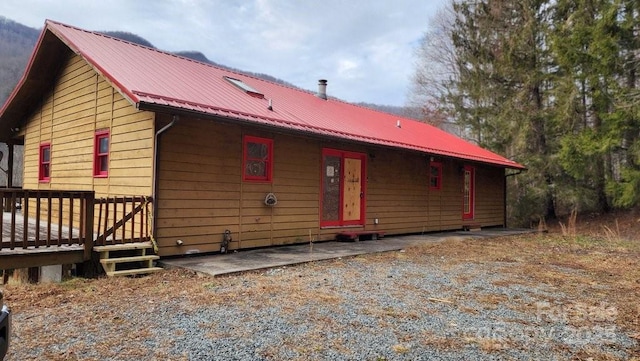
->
[224, 76, 264, 98]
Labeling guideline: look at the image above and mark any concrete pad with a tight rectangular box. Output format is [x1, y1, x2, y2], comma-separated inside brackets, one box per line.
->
[159, 228, 534, 277]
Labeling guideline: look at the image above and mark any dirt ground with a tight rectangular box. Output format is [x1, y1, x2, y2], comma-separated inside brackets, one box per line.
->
[2, 210, 639, 360]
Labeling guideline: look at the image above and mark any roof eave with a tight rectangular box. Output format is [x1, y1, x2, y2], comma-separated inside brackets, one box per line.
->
[138, 100, 526, 170]
[44, 20, 140, 105]
[0, 24, 56, 141]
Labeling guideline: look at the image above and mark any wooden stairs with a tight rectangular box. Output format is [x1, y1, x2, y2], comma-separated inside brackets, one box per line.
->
[94, 242, 162, 277]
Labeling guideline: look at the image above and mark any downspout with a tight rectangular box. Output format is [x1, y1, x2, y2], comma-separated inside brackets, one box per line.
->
[152, 115, 178, 248]
[504, 169, 524, 227]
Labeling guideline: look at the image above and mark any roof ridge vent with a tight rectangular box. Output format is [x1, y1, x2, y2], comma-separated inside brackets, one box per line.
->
[317, 79, 328, 100]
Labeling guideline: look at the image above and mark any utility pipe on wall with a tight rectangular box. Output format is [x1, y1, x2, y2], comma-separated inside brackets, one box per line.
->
[152, 115, 178, 243]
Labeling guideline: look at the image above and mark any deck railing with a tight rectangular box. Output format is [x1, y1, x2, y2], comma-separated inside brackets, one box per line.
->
[1, 189, 95, 258]
[1, 189, 153, 261]
[94, 196, 152, 246]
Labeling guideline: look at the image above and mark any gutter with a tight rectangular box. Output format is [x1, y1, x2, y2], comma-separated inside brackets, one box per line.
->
[503, 168, 526, 227]
[152, 115, 178, 249]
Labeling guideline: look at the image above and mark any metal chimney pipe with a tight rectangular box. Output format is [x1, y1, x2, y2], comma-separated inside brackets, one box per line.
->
[317, 79, 328, 100]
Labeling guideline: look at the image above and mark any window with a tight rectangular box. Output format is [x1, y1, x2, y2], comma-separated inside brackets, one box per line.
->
[224, 76, 264, 98]
[94, 130, 109, 177]
[243, 136, 273, 182]
[39, 143, 51, 182]
[429, 162, 442, 190]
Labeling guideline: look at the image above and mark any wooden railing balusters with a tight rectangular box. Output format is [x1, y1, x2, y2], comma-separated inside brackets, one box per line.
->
[1, 190, 152, 260]
[83, 192, 95, 261]
[103, 200, 109, 244]
[57, 195, 63, 247]
[47, 196, 52, 246]
[35, 192, 41, 246]
[121, 196, 126, 243]
[9, 192, 16, 249]
[22, 190, 29, 248]
[68, 193, 74, 244]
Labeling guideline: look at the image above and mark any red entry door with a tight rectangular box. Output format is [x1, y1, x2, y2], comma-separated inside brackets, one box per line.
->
[342, 157, 362, 222]
[321, 149, 366, 227]
[463, 166, 475, 220]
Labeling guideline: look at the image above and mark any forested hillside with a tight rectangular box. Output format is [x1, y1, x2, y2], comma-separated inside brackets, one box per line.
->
[0, 17, 408, 115]
[412, 0, 639, 224]
[0, 16, 39, 105]
[0, 16, 410, 187]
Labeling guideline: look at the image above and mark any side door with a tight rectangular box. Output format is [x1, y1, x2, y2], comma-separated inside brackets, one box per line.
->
[462, 165, 475, 220]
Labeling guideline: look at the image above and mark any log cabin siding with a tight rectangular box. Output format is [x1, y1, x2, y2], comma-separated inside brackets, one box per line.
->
[16, 53, 506, 257]
[155, 118, 242, 256]
[155, 116, 506, 256]
[22, 53, 154, 196]
[438, 158, 466, 230]
[473, 165, 505, 225]
[364, 150, 429, 235]
[155, 118, 324, 256]
[21, 53, 154, 229]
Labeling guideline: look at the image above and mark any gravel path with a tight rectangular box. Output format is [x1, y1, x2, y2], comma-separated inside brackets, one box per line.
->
[7, 249, 636, 361]
[155, 259, 634, 361]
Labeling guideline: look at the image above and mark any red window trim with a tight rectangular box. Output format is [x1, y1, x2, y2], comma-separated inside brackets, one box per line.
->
[38, 143, 51, 182]
[429, 161, 442, 190]
[93, 130, 110, 178]
[320, 148, 366, 228]
[242, 135, 273, 182]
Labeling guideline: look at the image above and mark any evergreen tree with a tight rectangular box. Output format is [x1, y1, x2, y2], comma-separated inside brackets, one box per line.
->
[446, 0, 556, 222]
[551, 0, 639, 211]
[412, 0, 640, 223]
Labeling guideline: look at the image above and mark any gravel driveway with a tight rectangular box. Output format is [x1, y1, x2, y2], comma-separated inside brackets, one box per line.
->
[4, 236, 639, 360]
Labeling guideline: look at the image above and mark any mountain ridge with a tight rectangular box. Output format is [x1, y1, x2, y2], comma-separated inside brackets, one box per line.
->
[0, 16, 414, 117]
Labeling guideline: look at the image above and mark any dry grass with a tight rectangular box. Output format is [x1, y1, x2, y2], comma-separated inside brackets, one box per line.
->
[559, 207, 578, 236]
[420, 330, 465, 350]
[2, 210, 640, 360]
[396, 210, 640, 349]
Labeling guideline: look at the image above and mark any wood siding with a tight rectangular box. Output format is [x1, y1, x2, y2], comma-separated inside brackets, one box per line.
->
[22, 53, 155, 196]
[155, 115, 506, 257]
[20, 53, 155, 232]
[474, 165, 506, 225]
[155, 117, 323, 256]
[16, 52, 506, 258]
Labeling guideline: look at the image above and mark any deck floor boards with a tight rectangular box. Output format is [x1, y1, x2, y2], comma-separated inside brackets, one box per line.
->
[1, 210, 79, 248]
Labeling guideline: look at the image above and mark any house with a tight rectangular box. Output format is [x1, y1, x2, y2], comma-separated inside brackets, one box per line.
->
[0, 20, 525, 259]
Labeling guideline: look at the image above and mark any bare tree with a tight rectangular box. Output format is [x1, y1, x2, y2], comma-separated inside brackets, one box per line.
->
[408, 1, 463, 135]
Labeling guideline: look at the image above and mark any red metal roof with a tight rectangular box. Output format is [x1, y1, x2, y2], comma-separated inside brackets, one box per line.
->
[6, 20, 525, 169]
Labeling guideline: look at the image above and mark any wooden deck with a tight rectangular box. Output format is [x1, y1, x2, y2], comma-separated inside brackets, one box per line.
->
[1, 210, 85, 269]
[0, 190, 153, 271]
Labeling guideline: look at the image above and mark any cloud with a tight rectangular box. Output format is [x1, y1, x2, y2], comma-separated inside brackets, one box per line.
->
[337, 58, 361, 79]
[0, 0, 444, 106]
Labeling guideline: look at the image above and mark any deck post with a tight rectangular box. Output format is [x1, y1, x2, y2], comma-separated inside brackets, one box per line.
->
[7, 141, 14, 188]
[83, 192, 95, 261]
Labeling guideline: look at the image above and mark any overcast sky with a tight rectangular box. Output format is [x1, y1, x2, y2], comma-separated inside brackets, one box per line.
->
[1, 0, 445, 106]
